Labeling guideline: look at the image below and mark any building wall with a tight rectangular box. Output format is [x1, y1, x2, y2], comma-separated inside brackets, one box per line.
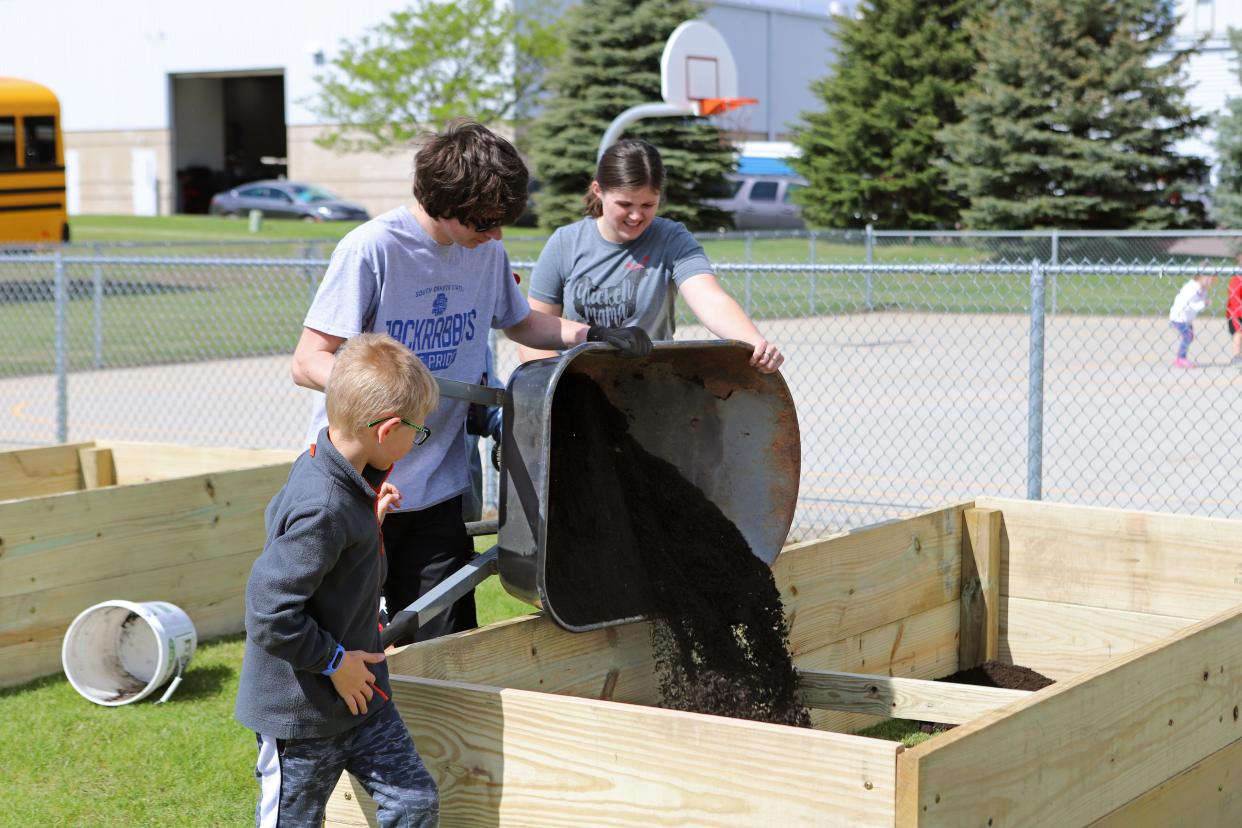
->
[1169, 0, 1242, 172]
[1, 0, 838, 215]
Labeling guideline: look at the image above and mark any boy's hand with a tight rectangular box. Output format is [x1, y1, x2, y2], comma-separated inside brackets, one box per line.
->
[329, 650, 386, 715]
[376, 482, 401, 523]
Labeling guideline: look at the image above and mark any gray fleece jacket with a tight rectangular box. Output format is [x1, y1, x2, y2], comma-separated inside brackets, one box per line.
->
[235, 427, 393, 739]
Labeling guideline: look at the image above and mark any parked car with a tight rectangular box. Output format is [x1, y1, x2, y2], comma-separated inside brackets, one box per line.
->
[707, 173, 808, 231]
[208, 180, 370, 222]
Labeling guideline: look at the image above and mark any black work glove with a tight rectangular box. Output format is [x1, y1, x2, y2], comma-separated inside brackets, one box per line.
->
[587, 324, 653, 357]
[491, 440, 502, 472]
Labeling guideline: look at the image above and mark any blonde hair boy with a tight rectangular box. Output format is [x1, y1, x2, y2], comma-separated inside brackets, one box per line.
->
[326, 332, 439, 435]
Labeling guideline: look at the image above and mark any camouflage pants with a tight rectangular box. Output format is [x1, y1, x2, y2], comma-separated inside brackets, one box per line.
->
[253, 701, 438, 827]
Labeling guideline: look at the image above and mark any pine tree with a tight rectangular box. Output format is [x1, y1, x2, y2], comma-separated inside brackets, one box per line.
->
[528, 0, 734, 230]
[941, 0, 1208, 229]
[791, 0, 975, 229]
[1211, 28, 1242, 228]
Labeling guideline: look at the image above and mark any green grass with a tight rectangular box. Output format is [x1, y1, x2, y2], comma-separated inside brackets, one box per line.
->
[854, 717, 947, 748]
[0, 535, 529, 826]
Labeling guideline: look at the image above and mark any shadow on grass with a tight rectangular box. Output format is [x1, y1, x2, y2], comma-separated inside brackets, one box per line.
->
[172, 664, 235, 702]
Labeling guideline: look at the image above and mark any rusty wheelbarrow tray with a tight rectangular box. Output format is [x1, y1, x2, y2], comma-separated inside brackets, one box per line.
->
[381, 340, 800, 645]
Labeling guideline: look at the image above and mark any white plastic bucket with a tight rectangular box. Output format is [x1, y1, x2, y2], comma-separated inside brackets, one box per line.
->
[61, 600, 197, 706]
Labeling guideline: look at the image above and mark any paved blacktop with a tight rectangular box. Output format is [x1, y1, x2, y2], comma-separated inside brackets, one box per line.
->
[4, 311, 1241, 539]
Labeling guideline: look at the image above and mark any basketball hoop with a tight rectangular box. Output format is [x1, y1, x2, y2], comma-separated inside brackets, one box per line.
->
[696, 97, 758, 117]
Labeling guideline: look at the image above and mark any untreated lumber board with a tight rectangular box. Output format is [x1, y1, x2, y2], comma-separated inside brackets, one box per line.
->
[1089, 737, 1242, 827]
[0, 442, 93, 501]
[104, 441, 296, 484]
[325, 676, 901, 828]
[794, 600, 961, 734]
[774, 502, 966, 657]
[388, 611, 658, 705]
[978, 496, 1242, 620]
[896, 602, 1242, 827]
[77, 447, 115, 489]
[1001, 595, 1196, 681]
[799, 668, 1029, 725]
[958, 507, 1000, 670]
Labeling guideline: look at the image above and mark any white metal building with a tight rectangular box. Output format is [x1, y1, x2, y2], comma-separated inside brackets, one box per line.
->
[0, 0, 840, 218]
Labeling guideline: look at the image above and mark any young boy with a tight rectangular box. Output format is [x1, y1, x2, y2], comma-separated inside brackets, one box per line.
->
[291, 120, 649, 645]
[236, 332, 441, 828]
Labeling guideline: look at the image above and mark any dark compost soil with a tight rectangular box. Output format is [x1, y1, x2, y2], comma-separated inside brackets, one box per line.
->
[544, 373, 810, 727]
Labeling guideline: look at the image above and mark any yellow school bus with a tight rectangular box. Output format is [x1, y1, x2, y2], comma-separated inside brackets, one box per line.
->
[0, 77, 69, 244]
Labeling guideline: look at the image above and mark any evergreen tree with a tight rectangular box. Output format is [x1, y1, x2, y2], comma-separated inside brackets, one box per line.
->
[791, 0, 975, 229]
[529, 0, 734, 230]
[1211, 28, 1242, 228]
[941, 0, 1208, 229]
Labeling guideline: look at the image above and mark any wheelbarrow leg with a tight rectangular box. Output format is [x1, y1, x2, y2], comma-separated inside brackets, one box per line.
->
[381, 546, 499, 648]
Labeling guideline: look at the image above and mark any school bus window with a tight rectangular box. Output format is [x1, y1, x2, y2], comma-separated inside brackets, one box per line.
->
[0, 117, 15, 169]
[24, 116, 58, 167]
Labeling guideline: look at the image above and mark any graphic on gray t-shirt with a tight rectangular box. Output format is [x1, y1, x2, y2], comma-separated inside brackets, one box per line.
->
[529, 217, 712, 341]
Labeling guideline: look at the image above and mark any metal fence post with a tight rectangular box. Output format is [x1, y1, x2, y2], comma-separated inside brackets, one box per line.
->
[1049, 229, 1059, 316]
[864, 223, 875, 310]
[92, 244, 104, 369]
[54, 251, 69, 443]
[808, 232, 817, 315]
[1027, 260, 1046, 501]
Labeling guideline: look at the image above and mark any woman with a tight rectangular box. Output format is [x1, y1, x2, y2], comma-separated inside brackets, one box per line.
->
[517, 139, 784, 372]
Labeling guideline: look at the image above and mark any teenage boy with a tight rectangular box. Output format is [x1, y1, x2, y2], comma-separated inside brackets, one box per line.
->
[237, 332, 441, 827]
[292, 120, 651, 644]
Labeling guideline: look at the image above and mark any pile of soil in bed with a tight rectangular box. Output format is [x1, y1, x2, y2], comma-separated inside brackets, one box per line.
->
[545, 373, 810, 728]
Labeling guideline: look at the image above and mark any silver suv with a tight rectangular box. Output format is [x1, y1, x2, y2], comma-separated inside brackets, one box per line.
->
[708, 173, 808, 230]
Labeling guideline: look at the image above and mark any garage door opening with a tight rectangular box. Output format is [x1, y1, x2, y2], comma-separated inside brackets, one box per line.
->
[171, 72, 287, 214]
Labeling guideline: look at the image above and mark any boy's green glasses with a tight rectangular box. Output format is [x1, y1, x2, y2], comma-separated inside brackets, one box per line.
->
[367, 416, 432, 446]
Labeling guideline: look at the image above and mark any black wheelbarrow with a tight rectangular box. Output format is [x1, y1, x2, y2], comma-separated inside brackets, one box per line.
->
[381, 340, 800, 646]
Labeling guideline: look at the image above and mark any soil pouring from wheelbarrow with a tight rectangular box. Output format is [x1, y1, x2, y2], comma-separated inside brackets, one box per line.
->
[381, 340, 800, 646]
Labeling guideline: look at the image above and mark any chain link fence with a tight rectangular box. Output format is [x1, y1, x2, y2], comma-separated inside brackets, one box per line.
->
[3, 244, 1240, 540]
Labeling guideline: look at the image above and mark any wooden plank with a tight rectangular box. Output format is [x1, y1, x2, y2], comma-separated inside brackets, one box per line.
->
[1001, 595, 1196, 681]
[2, 547, 256, 687]
[1089, 738, 1242, 827]
[977, 496, 1242, 620]
[104, 441, 296, 484]
[0, 443, 94, 501]
[325, 676, 901, 828]
[0, 463, 287, 593]
[958, 507, 1001, 670]
[774, 502, 966, 658]
[796, 600, 961, 735]
[388, 611, 658, 705]
[799, 668, 1030, 725]
[77, 447, 115, 489]
[896, 603, 1242, 827]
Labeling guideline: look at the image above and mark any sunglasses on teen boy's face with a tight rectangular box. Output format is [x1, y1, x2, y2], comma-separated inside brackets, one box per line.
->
[366, 416, 432, 446]
[464, 216, 501, 234]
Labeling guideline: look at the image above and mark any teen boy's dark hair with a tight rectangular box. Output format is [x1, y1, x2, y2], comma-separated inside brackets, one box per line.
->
[413, 120, 529, 228]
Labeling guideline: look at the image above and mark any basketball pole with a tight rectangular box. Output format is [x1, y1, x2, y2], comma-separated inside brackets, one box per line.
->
[597, 103, 694, 163]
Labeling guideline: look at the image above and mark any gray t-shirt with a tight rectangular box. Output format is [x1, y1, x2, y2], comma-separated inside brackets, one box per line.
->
[303, 206, 528, 510]
[529, 216, 713, 341]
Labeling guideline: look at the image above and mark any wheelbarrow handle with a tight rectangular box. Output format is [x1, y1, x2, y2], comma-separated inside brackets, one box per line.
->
[436, 377, 504, 407]
[381, 546, 499, 648]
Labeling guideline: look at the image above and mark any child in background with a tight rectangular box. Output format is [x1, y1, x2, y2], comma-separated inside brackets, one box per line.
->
[1168, 274, 1214, 369]
[236, 332, 440, 828]
[1226, 255, 1242, 366]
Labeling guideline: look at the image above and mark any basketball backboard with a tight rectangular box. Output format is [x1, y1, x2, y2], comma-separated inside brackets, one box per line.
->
[661, 21, 753, 117]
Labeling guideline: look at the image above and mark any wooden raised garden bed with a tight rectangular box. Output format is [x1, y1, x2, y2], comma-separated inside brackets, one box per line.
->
[326, 497, 1242, 827]
[0, 441, 293, 688]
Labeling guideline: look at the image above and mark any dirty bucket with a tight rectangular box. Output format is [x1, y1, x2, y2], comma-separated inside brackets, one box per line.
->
[62, 600, 197, 706]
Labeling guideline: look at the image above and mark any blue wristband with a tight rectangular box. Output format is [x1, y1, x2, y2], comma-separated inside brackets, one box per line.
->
[321, 643, 345, 676]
